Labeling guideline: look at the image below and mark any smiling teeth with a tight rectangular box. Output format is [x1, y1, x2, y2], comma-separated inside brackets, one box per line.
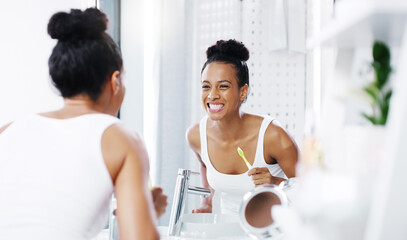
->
[209, 104, 223, 110]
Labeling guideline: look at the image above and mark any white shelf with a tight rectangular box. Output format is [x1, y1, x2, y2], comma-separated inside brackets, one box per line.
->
[308, 1, 407, 49]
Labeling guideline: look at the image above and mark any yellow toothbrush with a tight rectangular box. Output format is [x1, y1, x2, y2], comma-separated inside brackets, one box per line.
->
[237, 147, 252, 170]
[148, 177, 153, 189]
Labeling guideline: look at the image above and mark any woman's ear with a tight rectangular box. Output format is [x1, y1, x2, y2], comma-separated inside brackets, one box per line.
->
[240, 84, 249, 102]
[110, 70, 121, 95]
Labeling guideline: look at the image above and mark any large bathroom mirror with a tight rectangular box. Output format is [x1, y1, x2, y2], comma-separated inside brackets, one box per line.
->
[116, 0, 310, 226]
[115, 0, 407, 239]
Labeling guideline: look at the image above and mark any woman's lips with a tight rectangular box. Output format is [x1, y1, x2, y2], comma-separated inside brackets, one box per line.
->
[207, 102, 224, 113]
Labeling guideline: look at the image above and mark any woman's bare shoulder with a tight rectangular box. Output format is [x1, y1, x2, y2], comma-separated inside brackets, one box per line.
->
[242, 113, 265, 129]
[101, 123, 149, 180]
[186, 123, 201, 153]
[103, 123, 145, 153]
[244, 113, 264, 121]
[264, 120, 297, 149]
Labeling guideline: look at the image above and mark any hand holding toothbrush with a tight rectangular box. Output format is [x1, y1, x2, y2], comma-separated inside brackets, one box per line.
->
[247, 167, 278, 187]
[237, 147, 280, 187]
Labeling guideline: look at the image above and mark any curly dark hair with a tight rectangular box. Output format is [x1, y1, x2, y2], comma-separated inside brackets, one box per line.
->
[47, 8, 123, 100]
[201, 39, 250, 88]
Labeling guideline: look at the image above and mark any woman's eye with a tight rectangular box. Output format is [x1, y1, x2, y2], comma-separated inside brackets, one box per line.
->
[219, 85, 229, 88]
[202, 85, 210, 89]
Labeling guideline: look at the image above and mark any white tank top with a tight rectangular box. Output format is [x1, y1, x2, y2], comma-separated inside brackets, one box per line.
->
[0, 113, 119, 240]
[200, 115, 287, 214]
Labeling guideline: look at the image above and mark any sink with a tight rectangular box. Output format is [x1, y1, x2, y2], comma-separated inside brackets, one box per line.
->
[179, 213, 247, 239]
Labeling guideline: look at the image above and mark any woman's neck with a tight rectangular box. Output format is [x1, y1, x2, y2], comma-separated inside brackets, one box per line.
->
[62, 98, 103, 113]
[43, 96, 110, 118]
[209, 111, 247, 141]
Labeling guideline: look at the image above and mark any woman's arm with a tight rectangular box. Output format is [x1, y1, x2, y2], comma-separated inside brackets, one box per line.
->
[186, 123, 215, 213]
[248, 122, 299, 186]
[192, 159, 215, 213]
[102, 125, 161, 240]
[266, 123, 298, 178]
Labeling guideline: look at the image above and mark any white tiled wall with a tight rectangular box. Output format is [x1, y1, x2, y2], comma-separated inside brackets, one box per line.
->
[240, 0, 306, 144]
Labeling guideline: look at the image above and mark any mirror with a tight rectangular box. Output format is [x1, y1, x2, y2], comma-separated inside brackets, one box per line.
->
[245, 191, 282, 228]
[239, 184, 288, 239]
[118, 0, 308, 225]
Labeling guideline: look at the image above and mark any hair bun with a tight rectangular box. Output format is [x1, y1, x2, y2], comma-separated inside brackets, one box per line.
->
[206, 39, 250, 62]
[48, 8, 107, 41]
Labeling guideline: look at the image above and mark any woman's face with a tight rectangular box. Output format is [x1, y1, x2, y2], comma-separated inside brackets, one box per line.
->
[201, 62, 247, 120]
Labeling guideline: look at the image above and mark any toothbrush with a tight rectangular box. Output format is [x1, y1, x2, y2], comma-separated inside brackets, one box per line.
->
[237, 147, 252, 170]
[148, 176, 153, 189]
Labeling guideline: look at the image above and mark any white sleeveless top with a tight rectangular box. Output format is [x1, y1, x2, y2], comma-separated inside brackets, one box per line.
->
[0, 113, 119, 240]
[200, 115, 287, 214]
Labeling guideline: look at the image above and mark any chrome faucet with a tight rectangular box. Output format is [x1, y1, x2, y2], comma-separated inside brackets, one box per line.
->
[168, 168, 211, 236]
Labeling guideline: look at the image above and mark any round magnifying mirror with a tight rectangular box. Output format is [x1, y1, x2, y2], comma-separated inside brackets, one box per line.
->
[245, 190, 282, 228]
[239, 184, 288, 239]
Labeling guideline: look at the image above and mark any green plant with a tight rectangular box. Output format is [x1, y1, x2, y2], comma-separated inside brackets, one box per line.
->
[362, 41, 392, 125]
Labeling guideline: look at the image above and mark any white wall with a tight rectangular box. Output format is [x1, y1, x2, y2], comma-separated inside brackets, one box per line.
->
[119, 0, 144, 133]
[154, 0, 189, 225]
[0, 0, 85, 126]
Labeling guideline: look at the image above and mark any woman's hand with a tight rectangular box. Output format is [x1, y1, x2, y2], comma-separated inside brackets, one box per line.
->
[248, 167, 280, 186]
[192, 203, 212, 213]
[151, 187, 168, 219]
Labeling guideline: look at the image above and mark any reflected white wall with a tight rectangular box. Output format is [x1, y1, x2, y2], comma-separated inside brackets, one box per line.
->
[143, 0, 162, 189]
[119, 0, 189, 225]
[119, 0, 144, 133]
[154, 0, 189, 225]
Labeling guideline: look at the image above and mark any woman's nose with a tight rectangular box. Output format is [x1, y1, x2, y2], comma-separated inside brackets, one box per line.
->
[208, 89, 219, 100]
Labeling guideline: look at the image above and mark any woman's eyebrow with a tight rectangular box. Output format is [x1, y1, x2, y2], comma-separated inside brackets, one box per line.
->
[202, 80, 232, 84]
[218, 80, 232, 84]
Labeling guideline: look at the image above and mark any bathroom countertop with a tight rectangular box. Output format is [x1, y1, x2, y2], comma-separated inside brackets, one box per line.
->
[160, 235, 251, 240]
[93, 227, 252, 240]
[158, 226, 252, 240]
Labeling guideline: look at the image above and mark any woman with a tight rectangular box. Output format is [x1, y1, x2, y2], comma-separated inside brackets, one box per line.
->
[186, 39, 298, 214]
[0, 8, 166, 240]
